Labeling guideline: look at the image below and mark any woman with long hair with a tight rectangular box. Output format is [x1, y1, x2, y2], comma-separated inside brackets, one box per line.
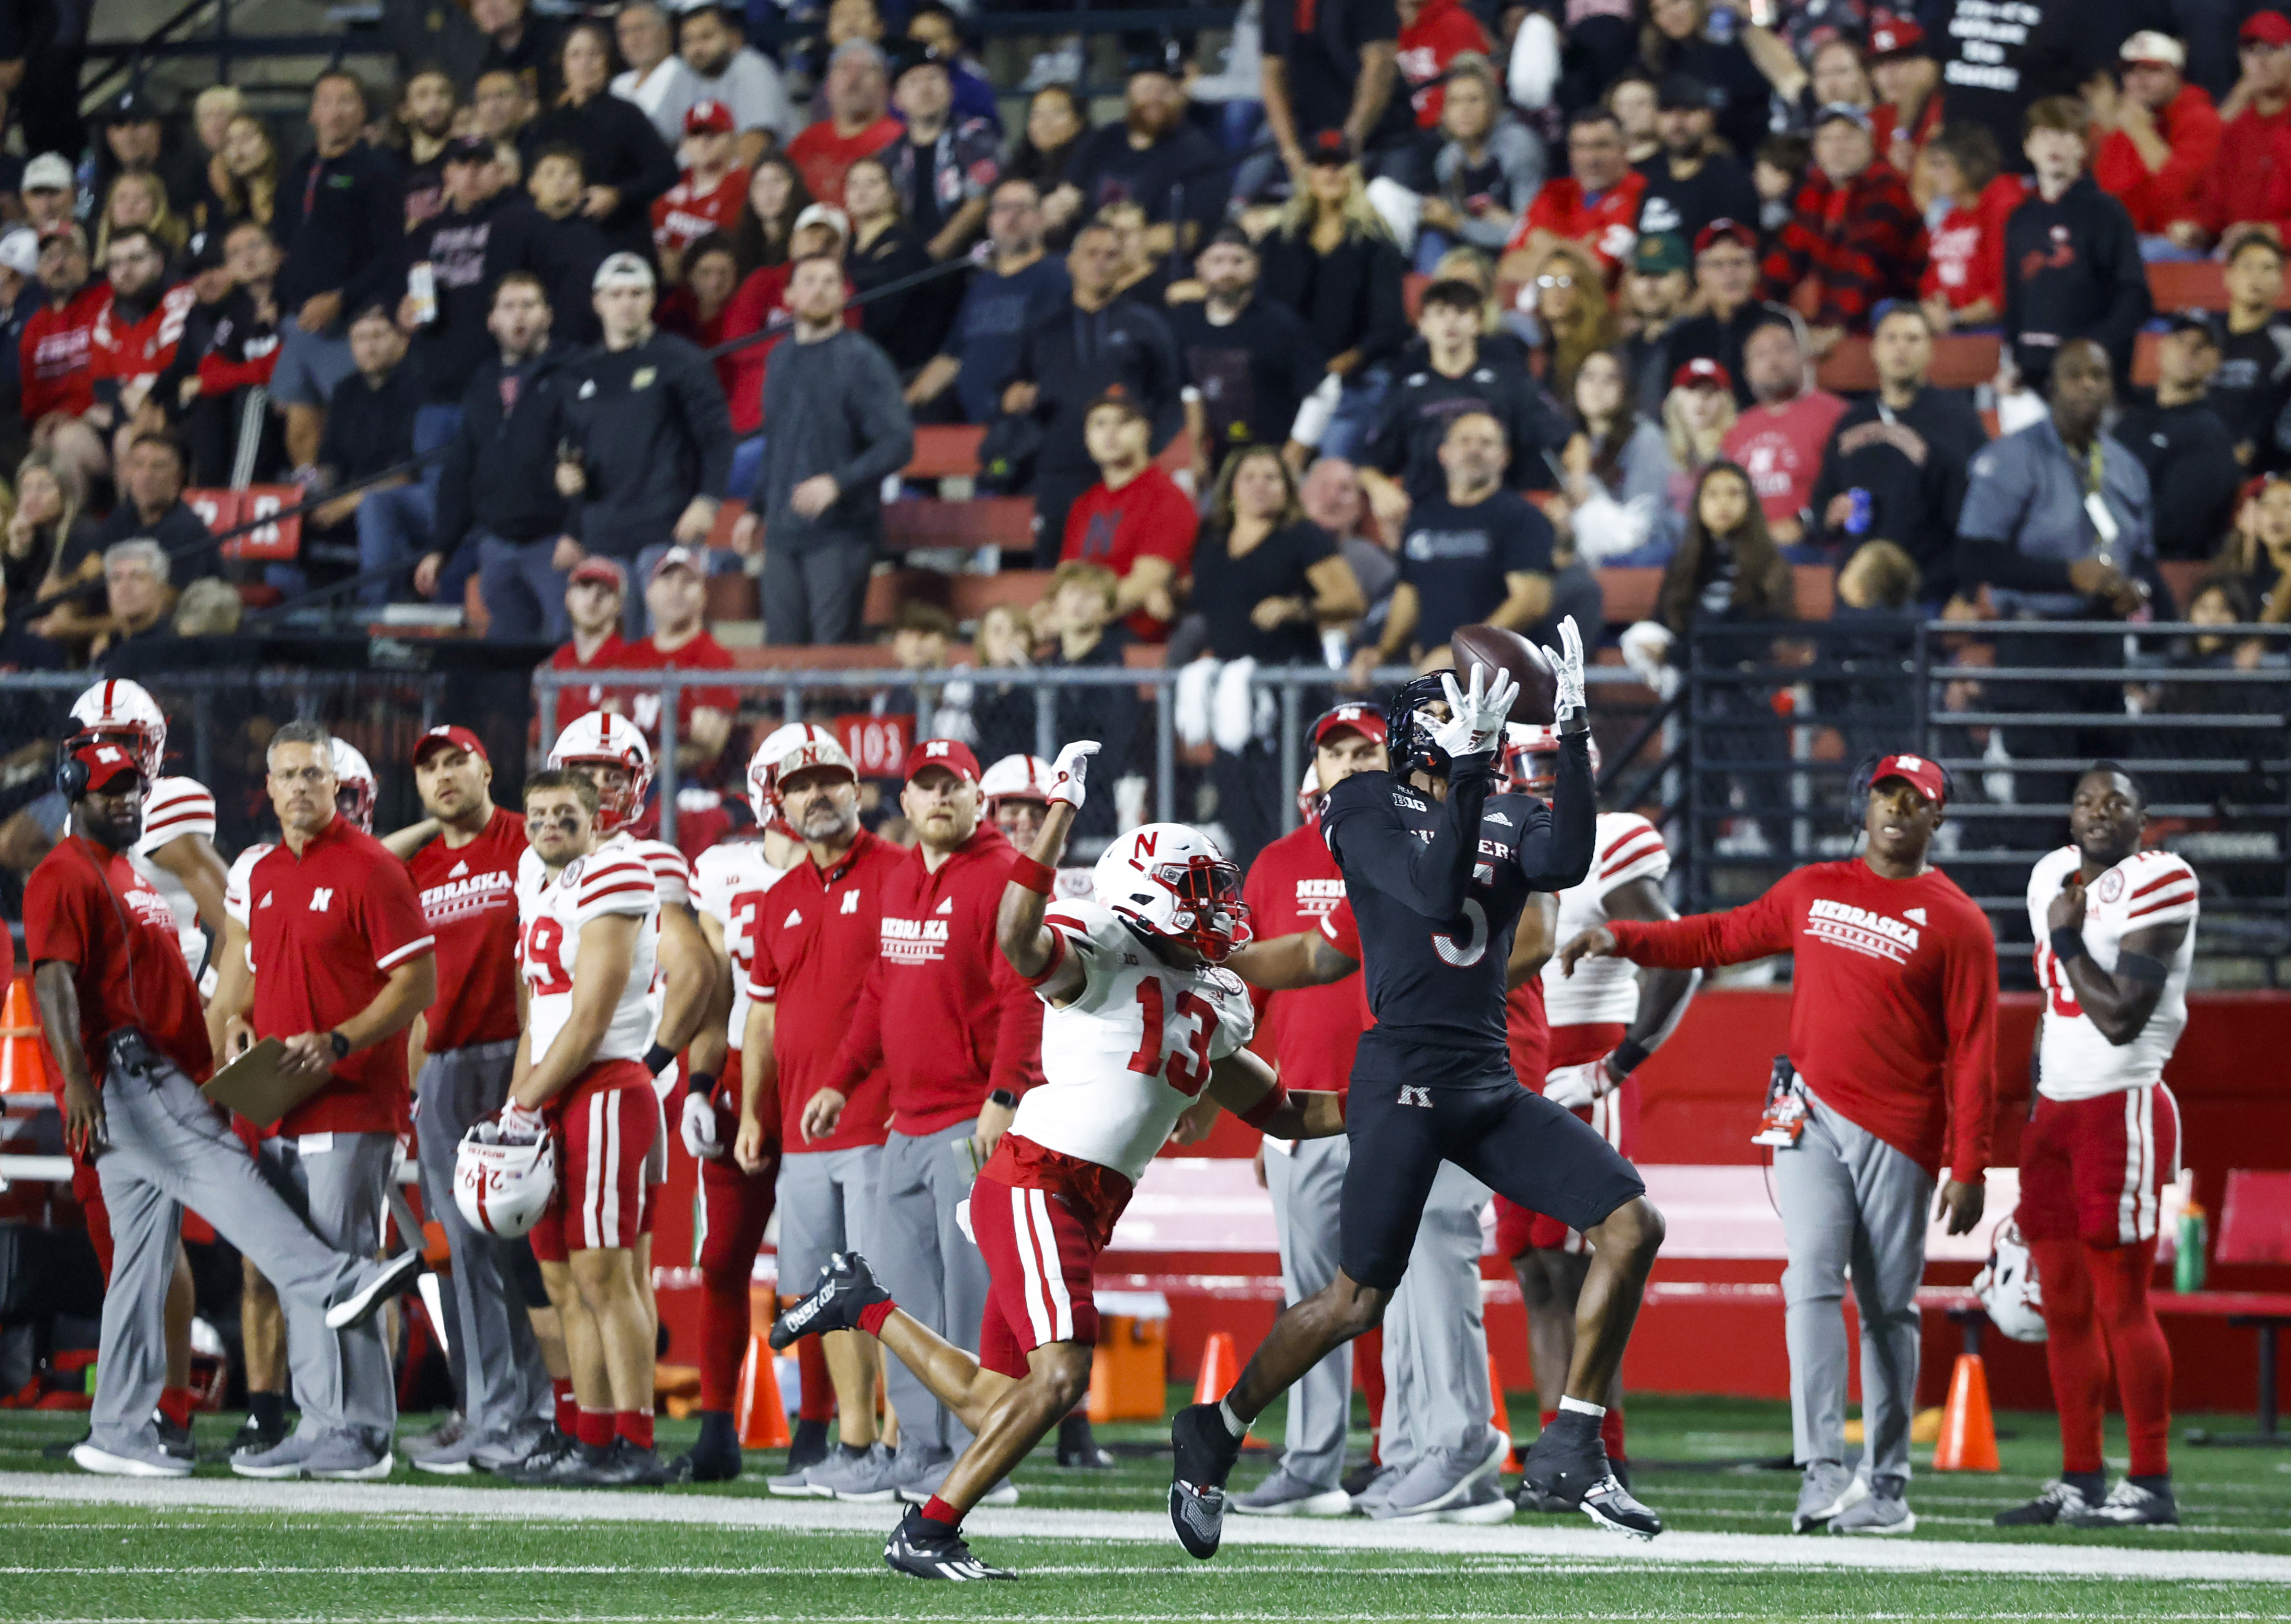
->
[203, 112, 279, 233]
[1917, 123, 2020, 333]
[1013, 84, 1090, 243]
[96, 171, 188, 260]
[1661, 363, 1738, 513]
[5, 450, 105, 646]
[842, 155, 941, 369]
[2217, 473, 2291, 622]
[521, 19, 679, 259]
[1259, 148, 1410, 462]
[658, 232, 743, 347]
[1560, 347, 1679, 565]
[1419, 53, 1545, 270]
[730, 156, 812, 279]
[1528, 238, 1619, 401]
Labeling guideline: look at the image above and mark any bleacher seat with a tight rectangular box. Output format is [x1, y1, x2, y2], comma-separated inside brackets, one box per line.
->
[862, 565, 1050, 628]
[908, 425, 987, 479]
[882, 497, 1034, 554]
[1816, 334, 2000, 394]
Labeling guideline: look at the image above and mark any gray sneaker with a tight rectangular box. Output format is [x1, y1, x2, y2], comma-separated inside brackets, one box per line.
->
[1793, 1459, 1866, 1533]
[232, 1428, 325, 1479]
[1831, 1474, 1916, 1535]
[1232, 1465, 1353, 1517]
[72, 1436, 192, 1478]
[1440, 1477, 1517, 1524]
[403, 1412, 466, 1458]
[470, 1419, 551, 1475]
[409, 1417, 480, 1475]
[1372, 1425, 1510, 1521]
[1348, 1463, 1404, 1514]
[895, 1454, 1018, 1508]
[789, 1442, 902, 1501]
[302, 1430, 396, 1481]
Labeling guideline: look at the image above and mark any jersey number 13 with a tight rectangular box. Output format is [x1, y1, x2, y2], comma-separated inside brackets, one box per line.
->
[1126, 981, 1220, 1097]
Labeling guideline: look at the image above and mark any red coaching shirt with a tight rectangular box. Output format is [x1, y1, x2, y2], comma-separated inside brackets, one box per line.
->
[408, 804, 527, 1051]
[25, 836, 212, 1087]
[245, 814, 436, 1138]
[743, 828, 899, 1151]
[1242, 822, 1367, 1097]
[1605, 858, 1997, 1180]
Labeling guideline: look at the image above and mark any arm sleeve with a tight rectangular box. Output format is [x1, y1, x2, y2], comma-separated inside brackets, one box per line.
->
[1514, 728, 1594, 892]
[22, 862, 89, 968]
[617, 108, 681, 212]
[363, 856, 439, 972]
[1604, 876, 1795, 968]
[1942, 909, 1999, 1181]
[1323, 761, 1494, 920]
[829, 341, 917, 492]
[744, 917, 781, 1002]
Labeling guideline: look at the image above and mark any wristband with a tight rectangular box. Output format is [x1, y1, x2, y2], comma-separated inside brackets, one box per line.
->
[1609, 1039, 1651, 1078]
[327, 1029, 351, 1061]
[2049, 928, 2086, 965]
[1239, 1083, 1290, 1129]
[686, 1069, 717, 1097]
[2116, 950, 2168, 985]
[1009, 854, 1055, 896]
[643, 1042, 676, 1076]
[987, 1087, 1019, 1110]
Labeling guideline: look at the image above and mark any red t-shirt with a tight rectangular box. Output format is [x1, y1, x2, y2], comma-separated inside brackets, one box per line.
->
[244, 814, 436, 1138]
[653, 165, 750, 260]
[25, 834, 213, 1088]
[2093, 83, 2221, 236]
[744, 829, 900, 1150]
[546, 633, 633, 731]
[1721, 390, 1850, 529]
[1242, 821, 1367, 1098]
[20, 284, 110, 423]
[719, 264, 862, 434]
[786, 117, 902, 208]
[407, 804, 527, 1052]
[824, 824, 1046, 1135]
[2198, 102, 2291, 238]
[1396, 0, 1492, 128]
[1919, 176, 2024, 313]
[1059, 466, 1198, 641]
[1605, 858, 1997, 1179]
[1511, 170, 1647, 273]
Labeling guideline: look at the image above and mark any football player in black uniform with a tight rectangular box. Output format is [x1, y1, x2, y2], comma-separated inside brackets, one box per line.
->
[1169, 619, 1667, 1553]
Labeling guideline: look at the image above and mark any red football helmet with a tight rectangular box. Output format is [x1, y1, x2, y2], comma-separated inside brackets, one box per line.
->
[549, 712, 654, 832]
[1500, 723, 1601, 797]
[1092, 822, 1253, 963]
[68, 679, 168, 783]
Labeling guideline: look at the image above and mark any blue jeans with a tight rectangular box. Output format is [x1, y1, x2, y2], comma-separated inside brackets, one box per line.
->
[476, 531, 572, 641]
[728, 434, 764, 508]
[1320, 365, 1393, 464]
[356, 484, 437, 607]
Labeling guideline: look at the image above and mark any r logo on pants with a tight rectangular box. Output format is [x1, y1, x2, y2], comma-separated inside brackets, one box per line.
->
[1398, 1086, 1432, 1108]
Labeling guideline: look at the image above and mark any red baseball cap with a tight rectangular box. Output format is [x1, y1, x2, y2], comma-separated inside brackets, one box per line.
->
[1868, 16, 1924, 55]
[1693, 217, 1758, 256]
[2244, 10, 2291, 45]
[569, 555, 627, 592]
[902, 737, 981, 783]
[1312, 702, 1388, 748]
[68, 738, 142, 795]
[1674, 356, 1733, 393]
[413, 724, 490, 768]
[1869, 751, 1946, 805]
[685, 98, 734, 135]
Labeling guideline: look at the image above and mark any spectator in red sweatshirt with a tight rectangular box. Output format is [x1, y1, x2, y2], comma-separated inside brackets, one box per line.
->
[2091, 32, 2219, 249]
[21, 226, 106, 424]
[807, 737, 1043, 1498]
[1760, 104, 1924, 356]
[1503, 107, 1647, 279]
[1395, 0, 1492, 129]
[2179, 10, 2291, 253]
[1059, 389, 1194, 641]
[1560, 751, 1995, 1537]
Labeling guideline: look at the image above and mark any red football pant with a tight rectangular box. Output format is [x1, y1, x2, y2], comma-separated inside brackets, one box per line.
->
[2032, 1236, 2173, 1478]
[696, 1146, 777, 1414]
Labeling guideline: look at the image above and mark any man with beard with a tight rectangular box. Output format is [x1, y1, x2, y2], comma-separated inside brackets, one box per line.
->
[906, 178, 1069, 426]
[1168, 227, 1323, 483]
[1060, 49, 1229, 258]
[1634, 75, 1757, 258]
[88, 228, 197, 444]
[787, 40, 900, 207]
[677, 3, 796, 168]
[398, 68, 461, 232]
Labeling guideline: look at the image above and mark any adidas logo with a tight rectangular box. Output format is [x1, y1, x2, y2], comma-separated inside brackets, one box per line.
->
[258, 891, 274, 909]
[785, 909, 802, 927]
[1486, 812, 1512, 827]
[935, 898, 953, 915]
[450, 861, 468, 878]
[1905, 907, 1926, 924]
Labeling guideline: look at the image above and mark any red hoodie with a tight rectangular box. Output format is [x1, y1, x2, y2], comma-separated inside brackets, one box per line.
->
[1397, 0, 1493, 128]
[2194, 99, 2291, 241]
[824, 822, 1045, 1135]
[20, 283, 110, 423]
[2094, 82, 2221, 235]
[1243, 820, 1369, 1097]
[90, 283, 198, 412]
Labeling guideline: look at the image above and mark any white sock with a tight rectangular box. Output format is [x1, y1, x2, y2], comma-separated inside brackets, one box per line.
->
[1217, 1398, 1248, 1438]
[1558, 1396, 1607, 1420]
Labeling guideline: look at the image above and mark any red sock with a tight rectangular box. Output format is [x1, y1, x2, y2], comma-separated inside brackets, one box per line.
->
[617, 1409, 656, 1451]
[697, 1277, 750, 1414]
[576, 1407, 614, 1450]
[797, 1329, 835, 1423]
[1600, 1405, 1626, 1462]
[1539, 1409, 1559, 1432]
[157, 1386, 193, 1429]
[553, 1378, 577, 1436]
[921, 1495, 961, 1528]
[1356, 1325, 1385, 1463]
[2032, 1238, 2110, 1476]
[857, 1298, 898, 1338]
[2087, 1240, 2174, 1478]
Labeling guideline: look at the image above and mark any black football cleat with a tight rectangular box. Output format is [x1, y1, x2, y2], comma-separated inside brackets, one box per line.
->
[1518, 1420, 1663, 1540]
[770, 1252, 889, 1350]
[884, 1507, 1015, 1580]
[1168, 1402, 1245, 1560]
[666, 1441, 743, 1484]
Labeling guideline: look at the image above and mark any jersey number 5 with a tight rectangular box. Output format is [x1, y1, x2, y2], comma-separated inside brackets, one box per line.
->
[1432, 898, 1489, 968]
[520, 917, 573, 996]
[1127, 980, 1221, 1097]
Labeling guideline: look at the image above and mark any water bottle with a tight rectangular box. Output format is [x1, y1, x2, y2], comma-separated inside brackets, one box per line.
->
[1845, 487, 1872, 537]
[2175, 1201, 2208, 1293]
[1708, 2, 1737, 42]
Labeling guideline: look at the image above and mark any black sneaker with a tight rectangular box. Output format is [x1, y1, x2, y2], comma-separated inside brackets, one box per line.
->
[1340, 1458, 1383, 1498]
[2061, 1478, 2179, 1528]
[1168, 1402, 1244, 1560]
[883, 1507, 1015, 1581]
[786, 1416, 831, 1472]
[667, 1440, 744, 1484]
[157, 1415, 195, 1462]
[214, 1411, 289, 1463]
[499, 1427, 587, 1484]
[1995, 1479, 2092, 1527]
[566, 1436, 668, 1487]
[1057, 1413, 1114, 1468]
[1518, 1418, 1663, 1540]
[769, 1252, 889, 1350]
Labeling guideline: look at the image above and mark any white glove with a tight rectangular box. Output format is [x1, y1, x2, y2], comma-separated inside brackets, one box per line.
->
[1542, 1060, 1609, 1110]
[1541, 614, 1587, 723]
[498, 1100, 546, 1144]
[1047, 739, 1101, 809]
[681, 1088, 723, 1160]
[1617, 620, 1674, 688]
[1430, 663, 1518, 761]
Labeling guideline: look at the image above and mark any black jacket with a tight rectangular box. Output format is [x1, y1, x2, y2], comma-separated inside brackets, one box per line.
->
[489, 201, 610, 348]
[275, 140, 406, 322]
[2114, 396, 2244, 563]
[560, 330, 735, 558]
[1008, 295, 1183, 475]
[1806, 385, 1989, 601]
[520, 95, 679, 261]
[93, 497, 222, 583]
[433, 343, 577, 561]
[2003, 177, 2151, 388]
[1257, 227, 1410, 375]
[403, 192, 524, 405]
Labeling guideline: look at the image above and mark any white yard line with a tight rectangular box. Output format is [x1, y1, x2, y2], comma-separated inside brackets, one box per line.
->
[3, 1473, 2288, 1586]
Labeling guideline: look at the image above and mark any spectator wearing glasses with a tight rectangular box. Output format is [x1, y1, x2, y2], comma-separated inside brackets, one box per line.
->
[1760, 103, 1924, 357]
[1525, 240, 1617, 406]
[2091, 31, 2219, 255]
[1501, 106, 1646, 280]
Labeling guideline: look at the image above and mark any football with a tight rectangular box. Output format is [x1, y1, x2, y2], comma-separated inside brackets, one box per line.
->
[1449, 623, 1556, 725]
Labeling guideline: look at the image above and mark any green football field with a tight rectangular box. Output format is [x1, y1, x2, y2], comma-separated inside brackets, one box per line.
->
[3, 1392, 2288, 1621]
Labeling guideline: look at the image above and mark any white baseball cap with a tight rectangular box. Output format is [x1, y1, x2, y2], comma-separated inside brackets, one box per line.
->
[592, 250, 657, 292]
[21, 152, 72, 193]
[792, 202, 851, 242]
[2121, 30, 2187, 68]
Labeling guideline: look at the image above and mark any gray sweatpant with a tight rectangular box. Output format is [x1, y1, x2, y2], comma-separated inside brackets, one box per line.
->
[1265, 1136, 1350, 1490]
[873, 1119, 990, 1459]
[415, 1041, 550, 1440]
[86, 1050, 373, 1455]
[1380, 1162, 1496, 1475]
[775, 1144, 881, 1286]
[260, 1129, 399, 1441]
[1773, 1088, 1935, 1483]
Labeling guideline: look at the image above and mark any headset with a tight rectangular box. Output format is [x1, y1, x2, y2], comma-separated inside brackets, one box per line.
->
[1841, 751, 1958, 836]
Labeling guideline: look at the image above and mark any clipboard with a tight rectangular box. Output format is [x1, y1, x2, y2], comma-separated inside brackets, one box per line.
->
[199, 1038, 329, 1129]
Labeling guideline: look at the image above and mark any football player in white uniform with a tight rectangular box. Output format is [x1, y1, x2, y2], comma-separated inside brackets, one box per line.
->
[1999, 762, 2198, 1530]
[1499, 725, 1697, 1495]
[770, 742, 1344, 1581]
[498, 767, 666, 1487]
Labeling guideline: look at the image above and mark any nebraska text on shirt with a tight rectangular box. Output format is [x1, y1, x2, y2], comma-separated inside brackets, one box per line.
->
[1806, 896, 1921, 964]
[881, 915, 950, 962]
[1293, 878, 1345, 917]
[419, 868, 517, 926]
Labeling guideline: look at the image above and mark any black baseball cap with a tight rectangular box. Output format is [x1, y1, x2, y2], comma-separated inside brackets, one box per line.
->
[103, 89, 161, 124]
[1657, 72, 1717, 112]
[443, 134, 494, 164]
[1306, 128, 1355, 165]
[2167, 308, 2222, 346]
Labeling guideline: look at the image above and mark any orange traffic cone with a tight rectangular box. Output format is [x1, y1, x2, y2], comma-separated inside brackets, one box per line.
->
[1487, 1354, 1521, 1471]
[1931, 1353, 2000, 1472]
[0, 977, 51, 1094]
[735, 1332, 791, 1449]
[1193, 1331, 1242, 1405]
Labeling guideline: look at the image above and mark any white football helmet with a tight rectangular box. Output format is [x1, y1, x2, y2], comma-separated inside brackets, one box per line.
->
[549, 712, 654, 832]
[980, 753, 1054, 809]
[747, 722, 854, 823]
[1502, 721, 1602, 797]
[453, 1121, 557, 1239]
[330, 738, 377, 833]
[1297, 764, 1321, 824]
[69, 679, 168, 781]
[1973, 1216, 2047, 1344]
[1092, 821, 1253, 963]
